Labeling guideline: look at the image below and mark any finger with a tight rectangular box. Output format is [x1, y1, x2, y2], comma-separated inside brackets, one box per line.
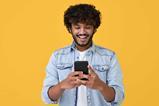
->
[88, 65, 95, 74]
[87, 74, 96, 81]
[69, 76, 77, 81]
[70, 71, 83, 77]
[80, 80, 88, 85]
[79, 74, 89, 80]
[85, 80, 92, 88]
[74, 78, 82, 86]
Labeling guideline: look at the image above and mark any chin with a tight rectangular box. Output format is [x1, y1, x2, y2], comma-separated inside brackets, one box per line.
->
[78, 43, 89, 47]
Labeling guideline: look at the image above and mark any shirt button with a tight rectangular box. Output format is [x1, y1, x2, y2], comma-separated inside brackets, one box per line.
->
[87, 96, 90, 99]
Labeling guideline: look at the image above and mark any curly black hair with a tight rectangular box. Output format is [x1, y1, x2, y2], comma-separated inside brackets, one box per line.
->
[64, 4, 101, 32]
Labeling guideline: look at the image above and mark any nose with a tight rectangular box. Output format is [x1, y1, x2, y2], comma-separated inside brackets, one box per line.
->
[79, 28, 86, 35]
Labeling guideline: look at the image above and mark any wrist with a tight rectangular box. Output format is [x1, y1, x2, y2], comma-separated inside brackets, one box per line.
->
[97, 80, 105, 92]
[59, 81, 65, 91]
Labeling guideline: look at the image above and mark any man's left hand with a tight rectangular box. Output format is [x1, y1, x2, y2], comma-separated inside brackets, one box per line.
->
[80, 65, 104, 90]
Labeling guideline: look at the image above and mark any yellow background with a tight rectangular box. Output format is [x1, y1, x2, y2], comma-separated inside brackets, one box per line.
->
[0, 0, 159, 106]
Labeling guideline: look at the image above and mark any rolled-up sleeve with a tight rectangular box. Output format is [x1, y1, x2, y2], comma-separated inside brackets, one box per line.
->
[41, 52, 59, 104]
[107, 53, 125, 105]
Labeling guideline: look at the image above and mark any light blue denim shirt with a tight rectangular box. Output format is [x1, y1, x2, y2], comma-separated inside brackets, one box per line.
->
[42, 42, 124, 106]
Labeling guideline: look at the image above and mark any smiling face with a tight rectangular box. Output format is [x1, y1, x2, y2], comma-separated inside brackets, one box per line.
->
[70, 23, 96, 51]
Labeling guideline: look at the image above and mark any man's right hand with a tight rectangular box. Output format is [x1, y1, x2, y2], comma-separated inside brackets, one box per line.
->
[59, 71, 83, 90]
[48, 71, 84, 101]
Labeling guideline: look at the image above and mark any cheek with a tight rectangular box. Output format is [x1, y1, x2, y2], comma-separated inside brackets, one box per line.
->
[71, 30, 79, 35]
[86, 29, 95, 35]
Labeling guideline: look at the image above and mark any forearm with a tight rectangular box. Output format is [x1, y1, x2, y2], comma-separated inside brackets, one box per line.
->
[98, 81, 115, 102]
[48, 82, 64, 101]
[48, 71, 83, 101]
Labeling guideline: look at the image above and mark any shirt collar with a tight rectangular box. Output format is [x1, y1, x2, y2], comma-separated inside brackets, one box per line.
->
[70, 41, 96, 53]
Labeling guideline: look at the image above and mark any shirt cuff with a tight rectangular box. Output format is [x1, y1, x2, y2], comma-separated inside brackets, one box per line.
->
[110, 86, 124, 105]
[42, 86, 58, 104]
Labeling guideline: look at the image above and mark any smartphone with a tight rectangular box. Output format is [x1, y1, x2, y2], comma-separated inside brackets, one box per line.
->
[74, 61, 88, 80]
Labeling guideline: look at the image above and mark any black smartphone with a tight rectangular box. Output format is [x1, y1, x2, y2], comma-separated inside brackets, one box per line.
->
[74, 61, 88, 80]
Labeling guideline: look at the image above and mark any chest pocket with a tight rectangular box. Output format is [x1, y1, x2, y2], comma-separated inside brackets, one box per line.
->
[93, 65, 109, 72]
[93, 65, 109, 83]
[56, 63, 73, 81]
[56, 63, 73, 70]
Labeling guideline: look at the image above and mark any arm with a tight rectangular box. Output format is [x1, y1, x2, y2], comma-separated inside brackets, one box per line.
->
[42, 52, 83, 104]
[48, 71, 83, 101]
[42, 53, 59, 104]
[105, 54, 125, 104]
[97, 79, 115, 102]
[47, 83, 64, 102]
[81, 65, 115, 102]
[80, 54, 124, 104]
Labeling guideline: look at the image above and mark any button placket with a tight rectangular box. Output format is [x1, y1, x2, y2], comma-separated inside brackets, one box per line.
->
[87, 88, 91, 106]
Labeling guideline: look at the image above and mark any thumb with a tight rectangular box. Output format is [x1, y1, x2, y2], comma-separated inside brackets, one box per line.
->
[88, 65, 95, 74]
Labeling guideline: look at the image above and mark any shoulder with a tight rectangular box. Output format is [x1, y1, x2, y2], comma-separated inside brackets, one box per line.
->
[52, 45, 72, 57]
[94, 45, 115, 56]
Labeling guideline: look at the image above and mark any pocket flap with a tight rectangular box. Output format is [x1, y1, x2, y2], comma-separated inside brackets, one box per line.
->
[93, 65, 109, 72]
[56, 63, 73, 70]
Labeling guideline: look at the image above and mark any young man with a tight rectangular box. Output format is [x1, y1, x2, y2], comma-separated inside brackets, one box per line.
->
[42, 4, 124, 106]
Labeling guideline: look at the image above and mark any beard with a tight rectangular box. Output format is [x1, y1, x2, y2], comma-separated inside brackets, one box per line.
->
[72, 34, 93, 47]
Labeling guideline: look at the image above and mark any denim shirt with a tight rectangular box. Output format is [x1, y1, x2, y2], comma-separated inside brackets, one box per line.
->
[42, 42, 124, 106]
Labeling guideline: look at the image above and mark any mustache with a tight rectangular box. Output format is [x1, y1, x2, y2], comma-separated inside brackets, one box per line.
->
[76, 34, 88, 37]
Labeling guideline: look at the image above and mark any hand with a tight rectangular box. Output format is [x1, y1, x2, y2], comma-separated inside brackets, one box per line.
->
[60, 71, 83, 90]
[80, 65, 104, 90]
[80, 65, 116, 102]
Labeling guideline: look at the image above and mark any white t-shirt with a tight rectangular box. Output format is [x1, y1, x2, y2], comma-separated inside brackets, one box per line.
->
[76, 49, 88, 106]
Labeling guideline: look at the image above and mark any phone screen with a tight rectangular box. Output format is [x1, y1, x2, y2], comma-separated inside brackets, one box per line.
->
[74, 61, 88, 80]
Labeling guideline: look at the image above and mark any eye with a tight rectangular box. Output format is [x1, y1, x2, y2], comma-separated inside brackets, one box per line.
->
[85, 25, 92, 29]
[74, 26, 80, 29]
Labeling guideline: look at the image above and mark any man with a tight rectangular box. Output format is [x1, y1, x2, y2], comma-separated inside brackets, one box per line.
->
[42, 4, 124, 106]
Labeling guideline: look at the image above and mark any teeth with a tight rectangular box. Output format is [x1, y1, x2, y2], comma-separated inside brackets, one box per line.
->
[79, 36, 87, 39]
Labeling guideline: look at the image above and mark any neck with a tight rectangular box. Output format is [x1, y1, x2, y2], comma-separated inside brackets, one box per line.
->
[76, 42, 92, 52]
